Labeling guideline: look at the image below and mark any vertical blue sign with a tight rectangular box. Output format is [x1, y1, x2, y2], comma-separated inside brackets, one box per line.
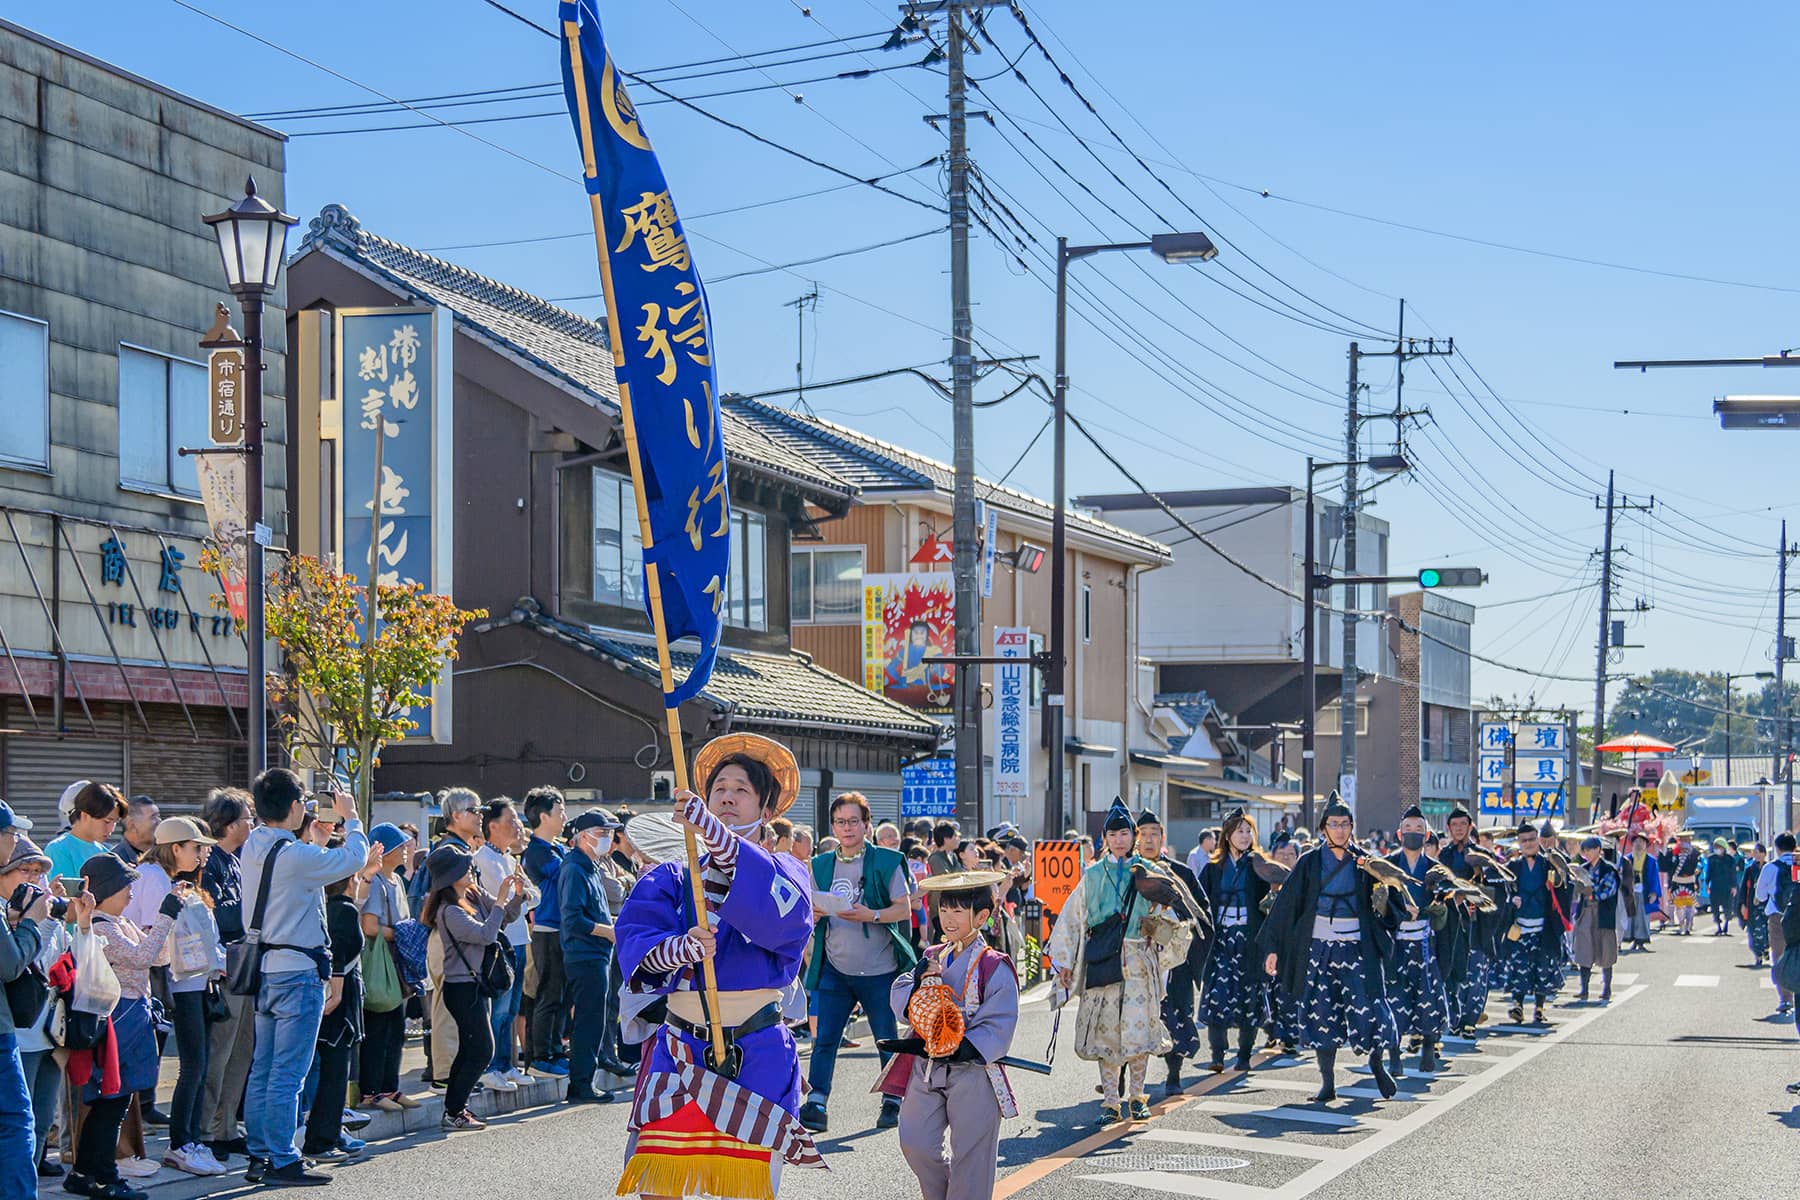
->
[338, 306, 454, 742]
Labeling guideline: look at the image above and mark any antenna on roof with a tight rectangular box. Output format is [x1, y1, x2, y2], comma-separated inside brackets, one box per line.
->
[784, 285, 821, 416]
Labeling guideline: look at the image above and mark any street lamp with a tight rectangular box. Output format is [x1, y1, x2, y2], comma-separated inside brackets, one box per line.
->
[1046, 231, 1218, 837]
[1722, 670, 1775, 785]
[202, 177, 296, 785]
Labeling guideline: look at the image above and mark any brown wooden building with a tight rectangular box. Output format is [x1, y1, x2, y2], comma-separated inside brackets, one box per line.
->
[283, 206, 941, 826]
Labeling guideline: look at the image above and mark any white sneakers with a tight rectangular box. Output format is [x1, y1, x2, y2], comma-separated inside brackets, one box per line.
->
[503, 1067, 529, 1087]
[479, 1070, 519, 1092]
[163, 1144, 228, 1176]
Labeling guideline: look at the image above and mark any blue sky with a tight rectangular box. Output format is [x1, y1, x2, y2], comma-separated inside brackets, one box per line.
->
[21, 0, 1800, 729]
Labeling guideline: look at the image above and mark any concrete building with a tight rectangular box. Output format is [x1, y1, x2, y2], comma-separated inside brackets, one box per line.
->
[724, 397, 1171, 840]
[0, 21, 286, 823]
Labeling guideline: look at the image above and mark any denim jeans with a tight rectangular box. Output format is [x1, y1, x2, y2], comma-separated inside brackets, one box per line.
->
[245, 971, 326, 1170]
[19, 1048, 60, 1165]
[806, 960, 901, 1101]
[0, 1034, 33, 1200]
[489, 942, 529, 1072]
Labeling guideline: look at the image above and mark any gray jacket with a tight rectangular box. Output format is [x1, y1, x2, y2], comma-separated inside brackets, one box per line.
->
[437, 891, 526, 983]
[0, 916, 43, 1035]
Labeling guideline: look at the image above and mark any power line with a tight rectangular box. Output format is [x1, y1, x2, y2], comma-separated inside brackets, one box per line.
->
[547, 226, 945, 298]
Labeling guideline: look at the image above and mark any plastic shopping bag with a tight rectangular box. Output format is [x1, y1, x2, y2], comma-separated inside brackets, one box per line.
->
[71, 928, 121, 1017]
[171, 896, 222, 981]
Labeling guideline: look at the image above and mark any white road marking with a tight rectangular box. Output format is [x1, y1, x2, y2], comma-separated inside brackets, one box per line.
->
[1238, 1076, 1435, 1103]
[1186, 1100, 1391, 1130]
[1076, 985, 1646, 1200]
[1130, 1126, 1346, 1162]
[1613, 973, 1639, 985]
[1762, 978, 1776, 989]
[1674, 975, 1719, 987]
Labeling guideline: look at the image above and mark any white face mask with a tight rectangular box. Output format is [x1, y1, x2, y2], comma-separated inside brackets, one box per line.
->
[728, 818, 763, 839]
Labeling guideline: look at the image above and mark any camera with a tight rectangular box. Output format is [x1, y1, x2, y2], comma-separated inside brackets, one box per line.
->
[9, 883, 68, 921]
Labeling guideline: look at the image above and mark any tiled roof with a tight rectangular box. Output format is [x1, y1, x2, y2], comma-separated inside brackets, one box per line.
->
[295, 204, 853, 503]
[1155, 690, 1220, 733]
[479, 599, 943, 745]
[724, 396, 1171, 561]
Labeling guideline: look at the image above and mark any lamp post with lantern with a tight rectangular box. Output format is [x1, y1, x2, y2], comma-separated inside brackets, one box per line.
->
[201, 177, 296, 783]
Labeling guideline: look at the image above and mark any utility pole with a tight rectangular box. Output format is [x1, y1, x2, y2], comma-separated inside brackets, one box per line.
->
[1780, 521, 1794, 830]
[1589, 470, 1654, 821]
[784, 285, 820, 415]
[1337, 307, 1447, 815]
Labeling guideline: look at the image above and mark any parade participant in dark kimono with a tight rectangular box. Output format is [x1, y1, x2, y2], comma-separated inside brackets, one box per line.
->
[1381, 807, 1452, 1073]
[1260, 835, 1304, 1054]
[1743, 844, 1771, 966]
[1502, 820, 1566, 1025]
[880, 871, 1019, 1200]
[1258, 797, 1401, 1103]
[1570, 835, 1620, 1003]
[614, 734, 820, 1200]
[1133, 810, 1205, 1094]
[1436, 805, 1510, 1040]
[1192, 810, 1274, 1077]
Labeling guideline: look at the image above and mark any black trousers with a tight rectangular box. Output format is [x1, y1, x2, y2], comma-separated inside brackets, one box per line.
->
[442, 982, 494, 1117]
[528, 931, 567, 1062]
[304, 1036, 356, 1153]
[168, 989, 211, 1151]
[77, 1095, 131, 1183]
[565, 955, 612, 1096]
[359, 1005, 407, 1096]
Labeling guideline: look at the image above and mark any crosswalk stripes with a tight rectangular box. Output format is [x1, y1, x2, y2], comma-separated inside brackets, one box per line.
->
[1674, 974, 1720, 987]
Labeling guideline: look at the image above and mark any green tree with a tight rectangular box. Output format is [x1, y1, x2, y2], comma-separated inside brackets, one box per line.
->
[263, 555, 484, 819]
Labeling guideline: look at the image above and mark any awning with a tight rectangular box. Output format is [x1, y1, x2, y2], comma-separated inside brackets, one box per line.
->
[1169, 776, 1302, 808]
[1065, 736, 1117, 758]
[1129, 749, 1217, 776]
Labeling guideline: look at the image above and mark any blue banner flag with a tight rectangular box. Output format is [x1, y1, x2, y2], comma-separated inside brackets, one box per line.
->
[560, 0, 728, 705]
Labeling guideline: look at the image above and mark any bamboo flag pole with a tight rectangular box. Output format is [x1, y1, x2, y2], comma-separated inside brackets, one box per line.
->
[563, 16, 729, 1071]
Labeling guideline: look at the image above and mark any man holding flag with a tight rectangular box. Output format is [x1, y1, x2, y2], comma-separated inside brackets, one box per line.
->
[559, 3, 825, 1197]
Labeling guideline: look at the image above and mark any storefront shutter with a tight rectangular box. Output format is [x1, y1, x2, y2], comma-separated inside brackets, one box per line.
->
[2, 731, 126, 833]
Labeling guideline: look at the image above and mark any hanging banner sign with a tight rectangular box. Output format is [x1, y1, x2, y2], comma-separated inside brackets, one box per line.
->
[992, 626, 1030, 804]
[207, 346, 246, 445]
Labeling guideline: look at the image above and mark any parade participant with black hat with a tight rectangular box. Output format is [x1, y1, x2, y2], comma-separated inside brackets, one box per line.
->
[1132, 808, 1206, 1094]
[879, 870, 1018, 1200]
[1190, 809, 1278, 1081]
[1257, 795, 1402, 1103]
[1502, 820, 1565, 1024]
[1435, 803, 1509, 1040]
[1046, 799, 1195, 1124]
[613, 733, 822, 1199]
[1381, 806, 1453, 1074]
[1570, 834, 1621, 1003]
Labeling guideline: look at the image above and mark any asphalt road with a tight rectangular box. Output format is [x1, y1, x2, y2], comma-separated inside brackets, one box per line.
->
[84, 927, 1793, 1200]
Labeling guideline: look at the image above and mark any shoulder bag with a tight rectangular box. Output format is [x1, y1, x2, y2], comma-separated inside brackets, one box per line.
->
[225, 840, 288, 997]
[447, 919, 514, 1000]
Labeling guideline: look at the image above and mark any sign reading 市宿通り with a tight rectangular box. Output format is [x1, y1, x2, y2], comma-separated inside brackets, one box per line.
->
[0, 514, 246, 670]
[335, 306, 455, 743]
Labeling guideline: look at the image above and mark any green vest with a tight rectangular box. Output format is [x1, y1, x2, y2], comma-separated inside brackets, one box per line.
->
[804, 844, 919, 989]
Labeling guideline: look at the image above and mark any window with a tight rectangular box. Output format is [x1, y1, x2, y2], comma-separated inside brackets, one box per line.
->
[1318, 702, 1368, 736]
[0, 311, 50, 469]
[790, 547, 864, 624]
[1081, 584, 1093, 644]
[118, 345, 205, 496]
[591, 467, 644, 610]
[726, 510, 767, 630]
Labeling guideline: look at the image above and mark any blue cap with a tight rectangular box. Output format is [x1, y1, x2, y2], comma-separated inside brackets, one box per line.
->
[0, 801, 32, 834]
[369, 823, 409, 854]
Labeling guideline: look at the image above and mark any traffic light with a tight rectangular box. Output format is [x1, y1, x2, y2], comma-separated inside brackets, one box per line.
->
[1418, 567, 1485, 589]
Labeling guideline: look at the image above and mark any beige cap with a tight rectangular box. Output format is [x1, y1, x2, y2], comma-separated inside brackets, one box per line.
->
[153, 815, 218, 846]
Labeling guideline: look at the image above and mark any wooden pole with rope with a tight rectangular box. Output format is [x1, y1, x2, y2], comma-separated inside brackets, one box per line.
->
[563, 18, 729, 1070]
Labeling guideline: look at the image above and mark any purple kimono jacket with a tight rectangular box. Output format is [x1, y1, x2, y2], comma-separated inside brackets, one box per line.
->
[617, 839, 815, 1113]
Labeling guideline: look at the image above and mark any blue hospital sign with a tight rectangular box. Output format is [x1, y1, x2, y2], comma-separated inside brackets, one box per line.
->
[991, 626, 1031, 814]
[337, 306, 454, 743]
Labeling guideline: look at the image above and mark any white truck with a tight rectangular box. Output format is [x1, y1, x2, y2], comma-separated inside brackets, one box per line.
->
[1682, 785, 1780, 847]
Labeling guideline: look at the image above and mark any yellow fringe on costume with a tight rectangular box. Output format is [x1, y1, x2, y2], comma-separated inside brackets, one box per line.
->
[617, 1152, 773, 1200]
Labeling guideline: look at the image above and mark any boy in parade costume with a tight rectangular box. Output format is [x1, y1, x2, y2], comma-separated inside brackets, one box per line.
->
[1502, 820, 1566, 1025]
[614, 734, 821, 1200]
[1191, 810, 1276, 1077]
[1435, 805, 1511, 1041]
[1046, 799, 1195, 1124]
[879, 871, 1019, 1200]
[1132, 809, 1207, 1094]
[1570, 834, 1621, 1003]
[1257, 797, 1402, 1103]
[1381, 806, 1453, 1074]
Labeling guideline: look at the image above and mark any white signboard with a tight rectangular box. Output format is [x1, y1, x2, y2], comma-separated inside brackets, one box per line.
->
[992, 626, 1031, 809]
[1516, 723, 1565, 753]
[1479, 722, 1513, 752]
[1515, 754, 1566, 785]
[1478, 754, 1508, 785]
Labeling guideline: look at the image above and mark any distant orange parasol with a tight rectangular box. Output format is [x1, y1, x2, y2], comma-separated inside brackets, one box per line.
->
[1594, 732, 1675, 754]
